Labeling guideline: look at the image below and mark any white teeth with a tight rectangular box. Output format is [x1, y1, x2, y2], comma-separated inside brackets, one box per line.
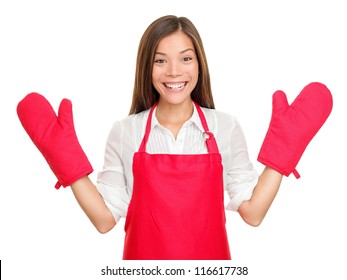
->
[165, 83, 185, 89]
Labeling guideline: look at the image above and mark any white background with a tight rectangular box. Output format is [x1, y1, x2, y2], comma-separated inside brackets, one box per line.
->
[1, 0, 346, 279]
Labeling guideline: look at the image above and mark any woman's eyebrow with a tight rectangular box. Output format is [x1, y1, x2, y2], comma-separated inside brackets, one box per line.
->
[154, 51, 167, 56]
[180, 48, 195, 54]
[154, 48, 195, 56]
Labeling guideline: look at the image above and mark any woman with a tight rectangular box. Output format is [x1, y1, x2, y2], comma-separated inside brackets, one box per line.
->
[17, 15, 332, 260]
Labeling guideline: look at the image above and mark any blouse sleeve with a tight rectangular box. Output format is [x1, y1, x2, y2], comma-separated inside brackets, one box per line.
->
[220, 115, 259, 211]
[96, 121, 130, 223]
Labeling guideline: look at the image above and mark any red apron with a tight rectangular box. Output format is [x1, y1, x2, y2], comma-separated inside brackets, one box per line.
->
[123, 103, 231, 260]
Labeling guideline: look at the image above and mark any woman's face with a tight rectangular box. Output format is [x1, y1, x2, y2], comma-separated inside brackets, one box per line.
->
[152, 31, 199, 107]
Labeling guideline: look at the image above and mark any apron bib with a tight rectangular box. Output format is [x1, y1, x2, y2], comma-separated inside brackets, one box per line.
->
[123, 103, 231, 260]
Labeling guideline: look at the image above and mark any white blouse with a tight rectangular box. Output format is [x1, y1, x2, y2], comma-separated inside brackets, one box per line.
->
[96, 105, 258, 222]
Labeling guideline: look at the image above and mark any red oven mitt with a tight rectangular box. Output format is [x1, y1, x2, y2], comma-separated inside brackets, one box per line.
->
[257, 82, 333, 178]
[17, 92, 93, 189]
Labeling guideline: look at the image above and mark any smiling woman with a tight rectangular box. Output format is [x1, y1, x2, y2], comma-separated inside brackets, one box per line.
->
[152, 32, 199, 107]
[129, 15, 214, 115]
[151, 32, 199, 138]
[16, 14, 332, 261]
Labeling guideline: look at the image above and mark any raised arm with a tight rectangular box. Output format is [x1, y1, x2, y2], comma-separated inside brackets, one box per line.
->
[71, 176, 116, 233]
[238, 167, 282, 226]
[17, 93, 115, 233]
[239, 82, 332, 226]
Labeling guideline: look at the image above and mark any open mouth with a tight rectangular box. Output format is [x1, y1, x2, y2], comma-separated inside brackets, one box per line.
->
[164, 82, 187, 90]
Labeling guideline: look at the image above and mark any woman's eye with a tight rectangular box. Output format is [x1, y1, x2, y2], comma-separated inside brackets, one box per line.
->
[182, 57, 193, 62]
[154, 59, 165, 64]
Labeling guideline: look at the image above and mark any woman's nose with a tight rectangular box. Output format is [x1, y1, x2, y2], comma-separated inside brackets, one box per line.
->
[166, 61, 182, 77]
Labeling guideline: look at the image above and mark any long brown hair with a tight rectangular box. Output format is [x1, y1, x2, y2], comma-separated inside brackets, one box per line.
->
[129, 15, 215, 115]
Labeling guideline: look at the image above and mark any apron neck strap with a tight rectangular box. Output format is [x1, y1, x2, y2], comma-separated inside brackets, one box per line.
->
[138, 104, 156, 153]
[193, 102, 220, 154]
[139, 102, 220, 154]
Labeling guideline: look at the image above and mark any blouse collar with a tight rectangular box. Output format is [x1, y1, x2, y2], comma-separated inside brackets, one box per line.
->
[151, 104, 205, 133]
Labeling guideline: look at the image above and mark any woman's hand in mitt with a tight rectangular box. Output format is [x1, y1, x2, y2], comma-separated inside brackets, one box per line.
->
[17, 92, 93, 189]
[257, 82, 333, 178]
